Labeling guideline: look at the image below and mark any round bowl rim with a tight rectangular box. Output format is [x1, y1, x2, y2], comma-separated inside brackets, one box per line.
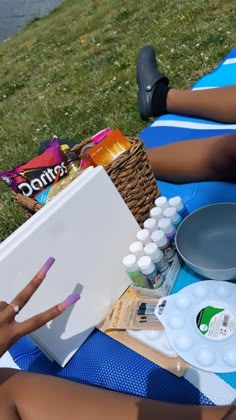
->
[175, 202, 236, 273]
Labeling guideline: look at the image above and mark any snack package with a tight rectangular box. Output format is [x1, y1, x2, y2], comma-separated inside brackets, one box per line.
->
[0, 137, 67, 198]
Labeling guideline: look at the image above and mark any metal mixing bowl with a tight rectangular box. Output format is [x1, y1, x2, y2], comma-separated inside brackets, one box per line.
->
[175, 203, 236, 280]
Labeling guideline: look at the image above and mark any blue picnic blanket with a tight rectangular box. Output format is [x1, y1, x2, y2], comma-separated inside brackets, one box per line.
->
[6, 47, 236, 407]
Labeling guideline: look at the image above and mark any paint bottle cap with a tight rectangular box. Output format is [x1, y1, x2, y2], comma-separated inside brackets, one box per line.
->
[136, 229, 151, 245]
[150, 206, 163, 221]
[143, 217, 157, 233]
[144, 242, 162, 261]
[155, 196, 168, 210]
[138, 255, 155, 275]
[123, 254, 138, 272]
[129, 241, 144, 259]
[158, 218, 174, 235]
[151, 229, 168, 247]
[169, 196, 183, 211]
[163, 207, 180, 223]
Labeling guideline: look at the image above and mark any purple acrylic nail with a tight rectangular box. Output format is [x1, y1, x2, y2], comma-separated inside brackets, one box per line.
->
[37, 257, 55, 279]
[58, 293, 81, 312]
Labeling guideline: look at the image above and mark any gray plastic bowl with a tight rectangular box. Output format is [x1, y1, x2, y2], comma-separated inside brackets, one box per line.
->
[175, 203, 236, 280]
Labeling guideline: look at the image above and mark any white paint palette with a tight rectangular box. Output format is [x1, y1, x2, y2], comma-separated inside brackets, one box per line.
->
[127, 329, 177, 358]
[155, 281, 236, 373]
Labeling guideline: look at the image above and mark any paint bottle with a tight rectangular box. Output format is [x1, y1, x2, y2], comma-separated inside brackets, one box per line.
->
[168, 196, 188, 219]
[129, 241, 144, 259]
[158, 218, 176, 244]
[144, 242, 169, 275]
[138, 256, 165, 289]
[123, 255, 148, 288]
[136, 229, 152, 246]
[150, 206, 163, 222]
[151, 229, 175, 262]
[155, 196, 168, 211]
[163, 207, 182, 229]
[143, 217, 157, 234]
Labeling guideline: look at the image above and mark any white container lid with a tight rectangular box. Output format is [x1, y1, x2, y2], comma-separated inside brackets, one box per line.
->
[144, 242, 162, 260]
[136, 229, 151, 245]
[143, 217, 157, 233]
[151, 229, 168, 247]
[169, 196, 183, 211]
[163, 207, 179, 223]
[158, 218, 174, 234]
[122, 254, 138, 272]
[150, 206, 163, 221]
[155, 196, 168, 210]
[138, 255, 155, 275]
[129, 241, 144, 259]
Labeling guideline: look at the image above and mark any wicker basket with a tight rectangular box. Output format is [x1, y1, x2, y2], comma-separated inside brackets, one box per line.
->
[13, 137, 160, 226]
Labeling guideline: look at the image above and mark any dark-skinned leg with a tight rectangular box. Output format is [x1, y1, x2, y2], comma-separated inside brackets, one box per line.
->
[166, 86, 236, 123]
[0, 368, 232, 420]
[146, 133, 236, 183]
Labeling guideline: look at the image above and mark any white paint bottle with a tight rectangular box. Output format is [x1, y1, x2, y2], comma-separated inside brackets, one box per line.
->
[144, 242, 169, 275]
[163, 207, 182, 229]
[136, 229, 152, 246]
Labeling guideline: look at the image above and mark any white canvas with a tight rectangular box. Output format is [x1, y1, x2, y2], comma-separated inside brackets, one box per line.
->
[0, 166, 139, 366]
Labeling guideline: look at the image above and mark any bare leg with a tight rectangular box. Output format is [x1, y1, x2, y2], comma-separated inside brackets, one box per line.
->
[167, 86, 236, 123]
[0, 368, 232, 420]
[147, 133, 236, 183]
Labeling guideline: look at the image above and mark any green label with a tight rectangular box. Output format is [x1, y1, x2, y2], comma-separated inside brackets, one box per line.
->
[196, 306, 236, 340]
[129, 271, 148, 288]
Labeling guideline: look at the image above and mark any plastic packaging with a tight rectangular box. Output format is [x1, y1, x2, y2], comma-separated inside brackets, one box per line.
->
[163, 207, 182, 229]
[136, 229, 152, 246]
[122, 254, 148, 288]
[88, 128, 131, 166]
[91, 128, 112, 144]
[0, 136, 67, 198]
[143, 217, 157, 234]
[168, 196, 188, 219]
[155, 196, 168, 211]
[144, 242, 169, 275]
[151, 229, 175, 262]
[129, 241, 144, 259]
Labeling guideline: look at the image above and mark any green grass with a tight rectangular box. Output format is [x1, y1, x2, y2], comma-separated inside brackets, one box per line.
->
[0, 0, 235, 239]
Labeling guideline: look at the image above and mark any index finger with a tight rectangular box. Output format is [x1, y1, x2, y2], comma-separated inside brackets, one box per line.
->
[4, 257, 55, 321]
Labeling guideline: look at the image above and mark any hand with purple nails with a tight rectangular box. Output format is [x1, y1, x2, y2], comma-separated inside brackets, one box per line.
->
[0, 257, 80, 357]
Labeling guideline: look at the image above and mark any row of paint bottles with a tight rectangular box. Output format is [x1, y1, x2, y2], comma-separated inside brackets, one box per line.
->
[123, 249, 168, 290]
[123, 232, 172, 289]
[155, 195, 188, 220]
[136, 226, 175, 263]
[122, 254, 149, 288]
[138, 256, 165, 289]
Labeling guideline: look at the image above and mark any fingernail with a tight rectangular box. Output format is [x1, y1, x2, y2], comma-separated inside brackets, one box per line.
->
[37, 257, 55, 280]
[57, 293, 81, 312]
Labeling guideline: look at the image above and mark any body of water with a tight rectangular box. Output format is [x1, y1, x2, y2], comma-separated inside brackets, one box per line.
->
[0, 0, 64, 42]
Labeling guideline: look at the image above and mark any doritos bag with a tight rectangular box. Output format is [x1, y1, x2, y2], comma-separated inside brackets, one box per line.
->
[0, 137, 67, 198]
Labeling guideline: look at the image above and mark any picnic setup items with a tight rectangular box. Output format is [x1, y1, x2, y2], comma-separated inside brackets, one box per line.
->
[6, 128, 159, 225]
[1, 123, 236, 378]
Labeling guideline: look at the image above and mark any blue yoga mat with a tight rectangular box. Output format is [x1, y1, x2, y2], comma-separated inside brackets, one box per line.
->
[7, 47, 236, 406]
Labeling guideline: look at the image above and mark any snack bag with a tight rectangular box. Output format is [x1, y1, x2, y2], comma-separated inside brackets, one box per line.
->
[0, 137, 67, 198]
